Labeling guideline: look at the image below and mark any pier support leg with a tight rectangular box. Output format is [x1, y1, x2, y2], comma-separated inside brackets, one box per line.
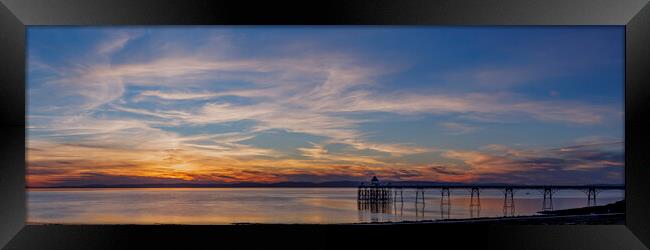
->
[586, 187, 598, 207]
[415, 188, 419, 204]
[441, 187, 451, 206]
[421, 188, 425, 207]
[469, 205, 480, 218]
[393, 188, 396, 203]
[415, 202, 424, 220]
[542, 188, 555, 211]
[440, 204, 450, 220]
[470, 187, 481, 218]
[469, 187, 481, 207]
[415, 187, 425, 206]
[503, 187, 515, 217]
[440, 187, 451, 219]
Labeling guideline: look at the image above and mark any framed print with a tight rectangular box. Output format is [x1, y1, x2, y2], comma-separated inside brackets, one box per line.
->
[1, 0, 649, 249]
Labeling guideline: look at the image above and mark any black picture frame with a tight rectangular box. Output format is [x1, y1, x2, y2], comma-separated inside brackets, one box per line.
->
[1, 0, 649, 249]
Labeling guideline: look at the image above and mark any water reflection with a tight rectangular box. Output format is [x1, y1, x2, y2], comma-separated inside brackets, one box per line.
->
[28, 188, 624, 224]
[356, 188, 625, 223]
[358, 201, 392, 214]
[503, 188, 515, 217]
[469, 204, 480, 219]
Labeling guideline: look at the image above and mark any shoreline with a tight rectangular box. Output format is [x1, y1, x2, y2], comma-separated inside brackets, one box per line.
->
[26, 182, 625, 189]
[353, 213, 624, 225]
[28, 213, 625, 226]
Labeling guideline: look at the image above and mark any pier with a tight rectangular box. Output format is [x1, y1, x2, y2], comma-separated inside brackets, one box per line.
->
[357, 177, 624, 215]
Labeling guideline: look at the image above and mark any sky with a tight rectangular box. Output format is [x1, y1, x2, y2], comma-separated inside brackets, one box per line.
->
[26, 26, 624, 187]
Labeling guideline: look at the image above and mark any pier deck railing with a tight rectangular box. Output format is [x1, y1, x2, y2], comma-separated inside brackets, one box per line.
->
[370, 184, 624, 190]
[357, 183, 624, 213]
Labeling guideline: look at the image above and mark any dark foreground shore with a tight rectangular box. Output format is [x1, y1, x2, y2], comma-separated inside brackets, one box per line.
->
[8, 218, 635, 250]
[361, 200, 625, 225]
[356, 213, 624, 225]
[234, 200, 624, 225]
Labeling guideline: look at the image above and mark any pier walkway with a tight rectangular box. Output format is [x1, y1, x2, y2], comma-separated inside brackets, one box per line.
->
[357, 176, 624, 216]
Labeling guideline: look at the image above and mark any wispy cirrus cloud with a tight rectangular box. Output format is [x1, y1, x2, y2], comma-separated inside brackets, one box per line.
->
[439, 122, 481, 135]
[440, 141, 623, 184]
[26, 27, 624, 186]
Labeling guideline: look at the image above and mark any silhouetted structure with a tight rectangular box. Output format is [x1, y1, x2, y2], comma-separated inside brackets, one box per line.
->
[357, 177, 392, 204]
[503, 187, 515, 216]
[469, 187, 481, 218]
[357, 178, 623, 215]
[440, 187, 451, 207]
[469, 204, 480, 218]
[415, 187, 425, 206]
[371, 176, 379, 185]
[542, 188, 556, 211]
[358, 200, 392, 214]
[584, 187, 599, 207]
[469, 187, 480, 208]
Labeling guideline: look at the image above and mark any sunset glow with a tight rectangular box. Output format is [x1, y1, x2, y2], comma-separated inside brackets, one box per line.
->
[27, 27, 624, 187]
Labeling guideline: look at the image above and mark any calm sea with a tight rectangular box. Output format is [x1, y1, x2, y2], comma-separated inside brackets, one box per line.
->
[27, 188, 624, 224]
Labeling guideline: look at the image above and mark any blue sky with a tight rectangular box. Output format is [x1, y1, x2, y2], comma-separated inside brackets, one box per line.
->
[26, 27, 624, 186]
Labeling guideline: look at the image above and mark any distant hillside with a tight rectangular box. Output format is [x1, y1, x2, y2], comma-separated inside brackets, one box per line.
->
[29, 180, 623, 189]
[31, 180, 469, 188]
